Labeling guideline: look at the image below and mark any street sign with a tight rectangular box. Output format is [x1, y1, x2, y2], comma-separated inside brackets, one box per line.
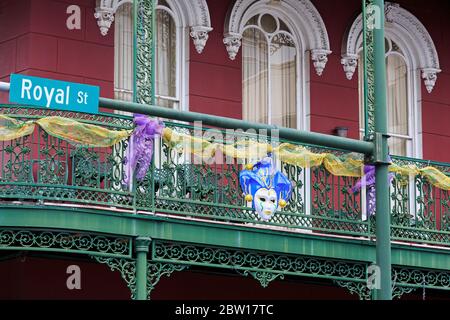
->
[9, 74, 100, 114]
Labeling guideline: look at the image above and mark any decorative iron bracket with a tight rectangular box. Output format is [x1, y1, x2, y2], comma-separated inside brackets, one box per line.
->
[92, 256, 138, 299]
[366, 132, 391, 165]
[147, 262, 190, 299]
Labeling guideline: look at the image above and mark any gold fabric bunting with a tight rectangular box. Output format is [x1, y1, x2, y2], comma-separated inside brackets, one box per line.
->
[0, 116, 449, 190]
[162, 127, 450, 190]
[0, 115, 132, 147]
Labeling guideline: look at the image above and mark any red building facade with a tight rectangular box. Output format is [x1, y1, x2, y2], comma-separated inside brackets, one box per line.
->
[1, 0, 449, 160]
[0, 0, 449, 300]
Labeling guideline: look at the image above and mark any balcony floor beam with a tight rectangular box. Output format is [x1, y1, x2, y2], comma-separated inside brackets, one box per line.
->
[1, 206, 449, 271]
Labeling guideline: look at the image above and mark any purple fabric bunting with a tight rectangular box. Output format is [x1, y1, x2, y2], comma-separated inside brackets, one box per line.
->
[351, 159, 394, 216]
[123, 114, 165, 188]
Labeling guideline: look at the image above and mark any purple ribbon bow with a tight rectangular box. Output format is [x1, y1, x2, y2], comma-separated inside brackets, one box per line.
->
[123, 114, 165, 188]
[351, 158, 394, 216]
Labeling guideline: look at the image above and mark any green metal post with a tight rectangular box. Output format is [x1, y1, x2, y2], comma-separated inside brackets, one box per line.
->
[133, 0, 155, 105]
[373, 0, 392, 300]
[362, 0, 369, 137]
[135, 237, 151, 300]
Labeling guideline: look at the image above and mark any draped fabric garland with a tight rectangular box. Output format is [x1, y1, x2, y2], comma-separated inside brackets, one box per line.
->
[0, 115, 132, 147]
[162, 127, 450, 191]
[0, 115, 449, 191]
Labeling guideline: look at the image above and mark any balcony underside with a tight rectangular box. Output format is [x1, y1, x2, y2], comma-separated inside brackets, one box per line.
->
[0, 204, 449, 271]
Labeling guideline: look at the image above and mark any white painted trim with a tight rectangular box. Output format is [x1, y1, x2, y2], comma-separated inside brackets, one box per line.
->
[223, 0, 331, 76]
[346, 3, 439, 159]
[223, 0, 321, 157]
[341, 2, 441, 92]
[356, 38, 422, 158]
[112, 1, 192, 112]
[95, 0, 213, 54]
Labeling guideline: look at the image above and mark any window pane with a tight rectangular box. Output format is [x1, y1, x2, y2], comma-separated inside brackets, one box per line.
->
[114, 4, 133, 102]
[242, 28, 269, 124]
[260, 14, 277, 33]
[156, 10, 177, 103]
[270, 33, 297, 128]
[386, 54, 408, 136]
[389, 137, 408, 157]
[358, 53, 410, 156]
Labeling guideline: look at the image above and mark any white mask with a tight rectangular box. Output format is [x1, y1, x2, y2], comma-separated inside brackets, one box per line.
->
[254, 188, 278, 221]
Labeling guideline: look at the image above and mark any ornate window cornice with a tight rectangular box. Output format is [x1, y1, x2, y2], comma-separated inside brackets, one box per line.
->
[95, 0, 213, 54]
[341, 2, 441, 93]
[223, 0, 332, 76]
[95, 0, 132, 36]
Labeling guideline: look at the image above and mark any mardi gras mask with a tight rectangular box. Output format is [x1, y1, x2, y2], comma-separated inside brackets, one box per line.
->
[239, 156, 292, 221]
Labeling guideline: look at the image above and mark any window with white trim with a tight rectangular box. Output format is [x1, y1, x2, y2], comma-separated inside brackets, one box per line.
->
[342, 4, 442, 159]
[225, 0, 331, 131]
[358, 38, 412, 157]
[155, 2, 179, 108]
[114, 3, 133, 102]
[242, 14, 297, 129]
[114, 0, 181, 109]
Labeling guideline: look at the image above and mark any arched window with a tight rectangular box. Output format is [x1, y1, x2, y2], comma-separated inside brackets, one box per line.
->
[342, 3, 441, 158]
[96, 0, 212, 109]
[113, 1, 179, 107]
[114, 3, 133, 102]
[224, 0, 331, 130]
[155, 3, 178, 108]
[242, 14, 297, 128]
[358, 39, 410, 156]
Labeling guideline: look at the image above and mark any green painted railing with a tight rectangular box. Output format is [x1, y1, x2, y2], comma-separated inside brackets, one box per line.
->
[390, 156, 450, 245]
[0, 105, 449, 246]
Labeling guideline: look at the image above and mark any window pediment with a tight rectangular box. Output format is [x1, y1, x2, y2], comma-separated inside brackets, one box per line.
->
[223, 0, 331, 76]
[341, 2, 441, 93]
[95, 0, 213, 54]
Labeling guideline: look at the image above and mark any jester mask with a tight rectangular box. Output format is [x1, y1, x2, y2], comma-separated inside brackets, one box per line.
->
[239, 156, 293, 221]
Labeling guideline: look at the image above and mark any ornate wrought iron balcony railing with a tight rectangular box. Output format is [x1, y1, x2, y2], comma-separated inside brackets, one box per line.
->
[0, 105, 448, 247]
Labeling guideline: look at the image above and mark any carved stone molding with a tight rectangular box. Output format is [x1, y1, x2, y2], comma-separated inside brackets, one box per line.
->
[223, 33, 242, 61]
[311, 49, 332, 77]
[94, 0, 131, 36]
[95, 0, 213, 53]
[341, 2, 441, 92]
[341, 54, 359, 80]
[384, 2, 400, 23]
[422, 68, 440, 94]
[190, 26, 213, 54]
[94, 7, 116, 36]
[223, 0, 331, 73]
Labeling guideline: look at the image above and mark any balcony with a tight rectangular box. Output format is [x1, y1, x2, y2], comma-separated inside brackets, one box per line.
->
[1, 104, 448, 248]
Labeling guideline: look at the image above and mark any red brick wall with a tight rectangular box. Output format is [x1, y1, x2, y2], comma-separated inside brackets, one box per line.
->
[309, 0, 450, 161]
[0, 0, 114, 104]
[394, 0, 450, 162]
[189, 0, 242, 119]
[197, 0, 450, 162]
[0, 255, 355, 300]
[2, 255, 449, 299]
[0, 256, 129, 299]
[1, 0, 449, 161]
[309, 0, 361, 140]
